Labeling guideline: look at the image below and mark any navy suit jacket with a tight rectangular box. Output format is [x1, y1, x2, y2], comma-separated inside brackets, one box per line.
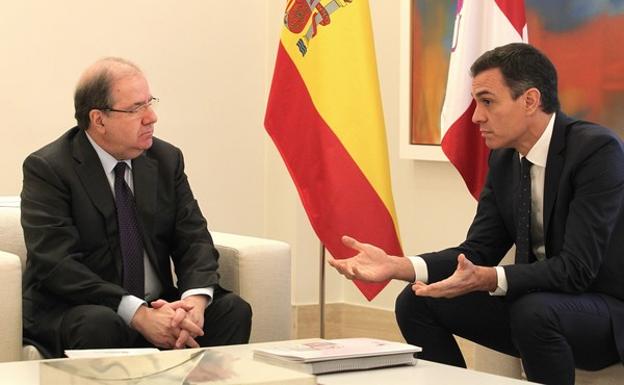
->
[21, 127, 220, 351]
[420, 112, 624, 361]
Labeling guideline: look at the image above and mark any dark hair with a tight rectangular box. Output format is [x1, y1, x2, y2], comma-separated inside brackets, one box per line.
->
[470, 43, 560, 113]
[73, 70, 113, 130]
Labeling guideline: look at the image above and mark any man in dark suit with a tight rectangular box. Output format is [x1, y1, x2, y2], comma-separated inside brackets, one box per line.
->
[329, 43, 624, 385]
[21, 57, 252, 358]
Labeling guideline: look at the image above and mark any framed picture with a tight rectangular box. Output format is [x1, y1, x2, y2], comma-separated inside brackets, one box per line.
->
[399, 0, 455, 161]
[400, 0, 624, 161]
[525, 0, 624, 138]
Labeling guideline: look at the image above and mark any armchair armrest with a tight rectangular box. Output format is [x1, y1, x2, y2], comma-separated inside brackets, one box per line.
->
[212, 232, 292, 343]
[0, 250, 23, 362]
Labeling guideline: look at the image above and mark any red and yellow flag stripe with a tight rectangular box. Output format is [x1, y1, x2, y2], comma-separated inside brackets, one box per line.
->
[265, 0, 402, 300]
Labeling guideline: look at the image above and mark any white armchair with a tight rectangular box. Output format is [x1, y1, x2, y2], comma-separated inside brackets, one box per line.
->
[0, 196, 292, 362]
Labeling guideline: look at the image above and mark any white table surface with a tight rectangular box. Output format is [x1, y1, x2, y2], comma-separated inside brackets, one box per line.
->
[0, 340, 538, 385]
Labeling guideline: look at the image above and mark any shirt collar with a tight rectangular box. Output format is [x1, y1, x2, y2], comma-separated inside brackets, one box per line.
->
[523, 113, 555, 168]
[85, 131, 132, 174]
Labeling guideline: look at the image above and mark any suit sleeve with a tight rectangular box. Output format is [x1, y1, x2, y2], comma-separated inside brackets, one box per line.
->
[421, 167, 515, 283]
[21, 154, 126, 309]
[504, 135, 624, 297]
[168, 150, 220, 292]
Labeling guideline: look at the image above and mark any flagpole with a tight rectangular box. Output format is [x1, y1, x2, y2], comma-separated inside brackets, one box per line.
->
[319, 242, 326, 338]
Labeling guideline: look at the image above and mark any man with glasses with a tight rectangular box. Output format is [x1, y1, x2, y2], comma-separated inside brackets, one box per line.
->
[20, 57, 252, 357]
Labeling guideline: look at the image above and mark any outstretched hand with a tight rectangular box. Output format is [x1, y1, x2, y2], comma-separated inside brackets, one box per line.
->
[412, 254, 497, 298]
[327, 235, 414, 283]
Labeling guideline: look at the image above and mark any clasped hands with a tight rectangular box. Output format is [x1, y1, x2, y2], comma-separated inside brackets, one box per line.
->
[328, 235, 497, 298]
[131, 295, 208, 350]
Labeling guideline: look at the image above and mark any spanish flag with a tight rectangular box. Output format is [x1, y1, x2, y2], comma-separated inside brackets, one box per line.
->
[265, 0, 402, 300]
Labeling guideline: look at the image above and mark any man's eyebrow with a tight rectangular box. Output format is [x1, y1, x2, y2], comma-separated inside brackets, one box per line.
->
[473, 90, 494, 98]
[130, 98, 150, 107]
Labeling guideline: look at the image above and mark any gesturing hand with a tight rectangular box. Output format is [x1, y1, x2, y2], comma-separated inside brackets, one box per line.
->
[412, 254, 497, 298]
[328, 235, 412, 282]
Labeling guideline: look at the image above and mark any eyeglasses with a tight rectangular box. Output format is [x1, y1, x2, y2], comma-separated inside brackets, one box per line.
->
[101, 96, 159, 115]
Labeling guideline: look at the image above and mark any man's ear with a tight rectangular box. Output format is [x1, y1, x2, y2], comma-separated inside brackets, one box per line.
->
[524, 87, 541, 115]
[89, 109, 106, 133]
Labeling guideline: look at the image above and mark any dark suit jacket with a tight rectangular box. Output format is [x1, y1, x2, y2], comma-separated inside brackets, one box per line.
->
[420, 112, 624, 361]
[21, 126, 220, 350]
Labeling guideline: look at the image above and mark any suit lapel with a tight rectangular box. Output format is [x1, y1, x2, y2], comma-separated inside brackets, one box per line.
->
[543, 113, 570, 236]
[73, 130, 117, 230]
[73, 130, 122, 276]
[131, 154, 162, 278]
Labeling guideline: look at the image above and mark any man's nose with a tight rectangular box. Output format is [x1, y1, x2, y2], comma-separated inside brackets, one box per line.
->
[472, 102, 484, 124]
[143, 107, 158, 125]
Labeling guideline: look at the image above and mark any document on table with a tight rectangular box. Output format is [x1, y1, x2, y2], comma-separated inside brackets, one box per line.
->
[64, 348, 159, 358]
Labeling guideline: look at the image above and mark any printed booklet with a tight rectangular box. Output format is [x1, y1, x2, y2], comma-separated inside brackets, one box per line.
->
[253, 338, 421, 375]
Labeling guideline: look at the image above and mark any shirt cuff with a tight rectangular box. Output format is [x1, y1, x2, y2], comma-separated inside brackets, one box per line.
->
[407, 256, 428, 284]
[489, 266, 508, 296]
[182, 287, 214, 307]
[118, 295, 147, 325]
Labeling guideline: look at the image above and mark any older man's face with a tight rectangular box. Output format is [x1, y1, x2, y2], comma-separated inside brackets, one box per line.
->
[471, 68, 531, 152]
[98, 73, 157, 160]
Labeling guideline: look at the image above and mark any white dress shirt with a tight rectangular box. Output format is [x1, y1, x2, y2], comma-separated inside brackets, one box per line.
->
[407, 114, 556, 295]
[85, 132, 213, 324]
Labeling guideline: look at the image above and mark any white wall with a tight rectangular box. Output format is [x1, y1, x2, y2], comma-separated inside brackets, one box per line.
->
[0, 1, 477, 312]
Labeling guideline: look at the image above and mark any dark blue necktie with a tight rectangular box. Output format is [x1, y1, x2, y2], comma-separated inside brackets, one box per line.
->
[515, 157, 533, 264]
[114, 162, 145, 298]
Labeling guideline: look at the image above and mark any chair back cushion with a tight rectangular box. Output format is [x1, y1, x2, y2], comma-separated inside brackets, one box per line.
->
[0, 197, 26, 269]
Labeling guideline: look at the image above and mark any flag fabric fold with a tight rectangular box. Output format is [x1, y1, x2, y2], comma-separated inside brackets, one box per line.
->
[265, 0, 402, 301]
[440, 0, 528, 199]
